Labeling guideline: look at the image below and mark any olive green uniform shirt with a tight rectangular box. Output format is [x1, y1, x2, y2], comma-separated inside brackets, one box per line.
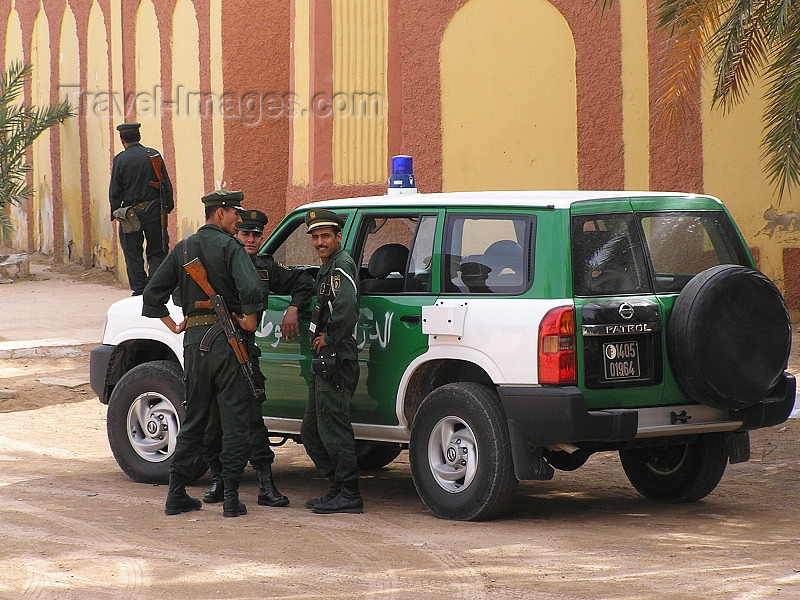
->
[142, 224, 263, 343]
[252, 253, 313, 312]
[109, 142, 174, 223]
[313, 246, 359, 359]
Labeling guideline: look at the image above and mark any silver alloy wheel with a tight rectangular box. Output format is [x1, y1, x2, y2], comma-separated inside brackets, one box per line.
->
[644, 444, 689, 476]
[427, 415, 478, 493]
[126, 391, 179, 463]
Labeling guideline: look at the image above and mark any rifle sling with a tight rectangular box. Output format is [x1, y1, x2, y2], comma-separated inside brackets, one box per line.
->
[309, 281, 334, 340]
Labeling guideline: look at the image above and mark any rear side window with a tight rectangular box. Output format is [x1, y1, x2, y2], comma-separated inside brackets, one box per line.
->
[571, 214, 650, 297]
[443, 214, 533, 295]
[640, 211, 751, 292]
[355, 214, 438, 294]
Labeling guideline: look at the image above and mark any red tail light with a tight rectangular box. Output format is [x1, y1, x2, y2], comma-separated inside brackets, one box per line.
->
[538, 306, 577, 384]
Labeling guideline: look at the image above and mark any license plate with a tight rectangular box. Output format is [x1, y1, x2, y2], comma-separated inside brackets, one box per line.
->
[602, 341, 640, 379]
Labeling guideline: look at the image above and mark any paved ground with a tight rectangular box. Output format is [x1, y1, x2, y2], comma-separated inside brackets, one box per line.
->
[0, 256, 798, 600]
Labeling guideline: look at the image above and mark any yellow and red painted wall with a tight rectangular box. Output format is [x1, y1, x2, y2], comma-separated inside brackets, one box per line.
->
[2, 0, 799, 310]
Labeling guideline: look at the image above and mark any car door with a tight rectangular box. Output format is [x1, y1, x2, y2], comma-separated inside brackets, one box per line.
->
[347, 209, 441, 426]
[570, 202, 667, 409]
[255, 211, 352, 420]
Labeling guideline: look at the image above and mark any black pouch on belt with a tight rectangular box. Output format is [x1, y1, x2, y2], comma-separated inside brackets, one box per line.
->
[311, 346, 338, 379]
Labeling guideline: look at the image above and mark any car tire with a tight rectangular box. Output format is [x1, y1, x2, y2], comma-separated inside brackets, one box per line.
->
[355, 441, 403, 471]
[409, 382, 517, 521]
[667, 265, 791, 410]
[619, 433, 728, 503]
[107, 360, 207, 484]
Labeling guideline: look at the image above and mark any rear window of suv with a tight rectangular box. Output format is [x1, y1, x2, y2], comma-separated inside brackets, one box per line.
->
[572, 210, 751, 296]
[443, 214, 534, 295]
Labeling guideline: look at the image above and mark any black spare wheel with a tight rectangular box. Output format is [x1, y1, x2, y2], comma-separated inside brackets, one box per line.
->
[667, 265, 790, 410]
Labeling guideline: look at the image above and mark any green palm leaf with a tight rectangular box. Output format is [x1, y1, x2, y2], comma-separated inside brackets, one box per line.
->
[0, 61, 74, 238]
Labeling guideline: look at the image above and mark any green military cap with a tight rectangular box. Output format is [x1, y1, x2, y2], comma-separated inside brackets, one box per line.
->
[202, 189, 245, 211]
[305, 208, 345, 233]
[239, 209, 268, 233]
[116, 122, 141, 132]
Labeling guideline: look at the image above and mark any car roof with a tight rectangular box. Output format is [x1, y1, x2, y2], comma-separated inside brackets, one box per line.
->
[295, 190, 721, 211]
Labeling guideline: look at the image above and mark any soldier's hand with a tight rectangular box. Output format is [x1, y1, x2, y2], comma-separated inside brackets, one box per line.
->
[312, 334, 328, 352]
[281, 306, 301, 340]
[175, 317, 187, 334]
[160, 315, 186, 334]
[234, 312, 258, 332]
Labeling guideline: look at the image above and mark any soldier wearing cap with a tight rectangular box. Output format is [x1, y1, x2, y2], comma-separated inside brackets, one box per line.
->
[110, 122, 174, 295]
[142, 189, 263, 518]
[301, 208, 364, 514]
[202, 208, 313, 508]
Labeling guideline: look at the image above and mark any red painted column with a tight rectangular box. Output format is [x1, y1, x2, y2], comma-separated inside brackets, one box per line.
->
[221, 0, 290, 224]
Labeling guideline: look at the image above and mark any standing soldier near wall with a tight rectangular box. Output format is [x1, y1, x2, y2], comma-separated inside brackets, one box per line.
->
[302, 209, 363, 514]
[110, 122, 174, 295]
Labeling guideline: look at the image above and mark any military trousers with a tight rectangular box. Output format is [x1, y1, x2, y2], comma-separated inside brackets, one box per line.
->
[300, 356, 360, 484]
[119, 215, 167, 294]
[169, 332, 251, 482]
[203, 358, 274, 472]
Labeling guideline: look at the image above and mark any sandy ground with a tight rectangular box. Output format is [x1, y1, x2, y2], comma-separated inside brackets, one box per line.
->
[0, 260, 799, 599]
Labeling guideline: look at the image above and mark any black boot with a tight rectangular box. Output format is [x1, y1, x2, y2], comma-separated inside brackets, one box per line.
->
[222, 478, 247, 518]
[304, 481, 341, 509]
[203, 472, 224, 504]
[256, 465, 289, 507]
[164, 474, 202, 516]
[312, 480, 363, 514]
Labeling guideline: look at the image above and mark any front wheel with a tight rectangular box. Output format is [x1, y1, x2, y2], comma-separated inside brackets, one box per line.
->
[106, 360, 207, 484]
[409, 382, 517, 521]
[619, 433, 728, 503]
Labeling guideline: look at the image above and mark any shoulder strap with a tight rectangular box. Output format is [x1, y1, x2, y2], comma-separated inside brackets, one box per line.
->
[309, 269, 334, 337]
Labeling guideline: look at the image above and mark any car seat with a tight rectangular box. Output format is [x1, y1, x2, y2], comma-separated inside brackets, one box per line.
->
[360, 243, 409, 294]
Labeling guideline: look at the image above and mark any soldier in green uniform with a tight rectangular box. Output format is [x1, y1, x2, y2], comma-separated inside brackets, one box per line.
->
[301, 209, 363, 514]
[202, 209, 313, 508]
[110, 122, 174, 295]
[142, 190, 263, 518]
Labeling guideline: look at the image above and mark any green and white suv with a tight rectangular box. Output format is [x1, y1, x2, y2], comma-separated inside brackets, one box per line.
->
[90, 190, 795, 520]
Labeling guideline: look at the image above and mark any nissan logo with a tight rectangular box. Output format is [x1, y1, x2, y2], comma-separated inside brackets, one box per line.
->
[618, 303, 635, 320]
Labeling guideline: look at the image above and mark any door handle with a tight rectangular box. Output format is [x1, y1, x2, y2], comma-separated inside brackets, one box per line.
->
[400, 314, 421, 324]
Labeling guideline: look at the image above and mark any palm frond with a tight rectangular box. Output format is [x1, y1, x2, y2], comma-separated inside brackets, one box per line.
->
[592, 0, 616, 18]
[0, 62, 75, 218]
[762, 12, 800, 199]
[652, 1, 725, 129]
[708, 1, 770, 111]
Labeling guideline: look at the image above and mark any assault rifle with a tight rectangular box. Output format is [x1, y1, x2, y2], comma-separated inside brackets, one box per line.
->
[183, 257, 266, 402]
[149, 153, 169, 252]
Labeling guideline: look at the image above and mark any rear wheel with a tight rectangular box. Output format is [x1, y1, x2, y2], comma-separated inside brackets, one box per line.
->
[409, 383, 517, 521]
[107, 360, 207, 484]
[619, 433, 728, 503]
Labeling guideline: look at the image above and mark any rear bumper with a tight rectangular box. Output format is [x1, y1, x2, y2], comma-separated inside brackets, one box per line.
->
[90, 344, 115, 404]
[497, 372, 795, 478]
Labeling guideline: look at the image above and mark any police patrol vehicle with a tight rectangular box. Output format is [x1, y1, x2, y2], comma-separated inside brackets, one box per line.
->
[91, 156, 794, 521]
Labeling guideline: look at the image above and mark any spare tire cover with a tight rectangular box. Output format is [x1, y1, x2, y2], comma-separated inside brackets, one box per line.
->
[667, 265, 790, 410]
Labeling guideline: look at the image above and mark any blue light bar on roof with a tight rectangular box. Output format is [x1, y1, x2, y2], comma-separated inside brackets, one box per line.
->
[387, 155, 417, 195]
